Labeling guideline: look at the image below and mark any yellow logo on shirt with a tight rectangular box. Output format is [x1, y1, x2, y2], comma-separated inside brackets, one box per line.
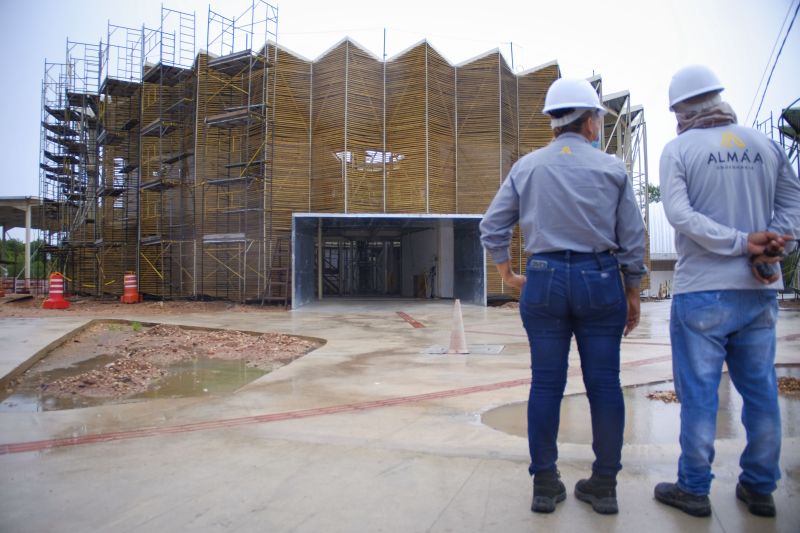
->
[721, 132, 745, 148]
[560, 146, 572, 155]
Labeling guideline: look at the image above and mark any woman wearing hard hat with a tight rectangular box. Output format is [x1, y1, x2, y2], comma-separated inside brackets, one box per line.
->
[480, 77, 646, 515]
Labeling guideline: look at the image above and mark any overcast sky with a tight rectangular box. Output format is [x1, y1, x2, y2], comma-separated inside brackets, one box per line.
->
[0, 0, 797, 201]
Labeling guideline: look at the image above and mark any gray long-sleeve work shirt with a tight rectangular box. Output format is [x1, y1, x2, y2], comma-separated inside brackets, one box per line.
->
[660, 123, 800, 294]
[479, 132, 647, 288]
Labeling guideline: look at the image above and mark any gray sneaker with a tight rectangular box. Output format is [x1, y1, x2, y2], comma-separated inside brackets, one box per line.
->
[654, 482, 711, 517]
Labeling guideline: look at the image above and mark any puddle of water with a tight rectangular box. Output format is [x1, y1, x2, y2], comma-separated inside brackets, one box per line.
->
[0, 356, 266, 412]
[482, 366, 800, 444]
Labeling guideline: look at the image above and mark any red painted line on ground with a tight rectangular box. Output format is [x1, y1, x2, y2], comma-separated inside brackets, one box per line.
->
[0, 353, 675, 456]
[396, 311, 425, 328]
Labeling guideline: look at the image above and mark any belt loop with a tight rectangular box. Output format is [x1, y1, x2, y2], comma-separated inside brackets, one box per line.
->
[565, 250, 571, 261]
[594, 251, 603, 270]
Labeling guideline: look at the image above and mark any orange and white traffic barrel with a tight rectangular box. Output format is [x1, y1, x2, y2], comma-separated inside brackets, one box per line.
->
[120, 271, 142, 304]
[43, 272, 70, 309]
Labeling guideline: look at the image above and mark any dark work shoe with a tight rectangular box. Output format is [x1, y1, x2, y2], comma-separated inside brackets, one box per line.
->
[531, 470, 566, 513]
[736, 483, 776, 517]
[575, 473, 618, 514]
[654, 482, 711, 517]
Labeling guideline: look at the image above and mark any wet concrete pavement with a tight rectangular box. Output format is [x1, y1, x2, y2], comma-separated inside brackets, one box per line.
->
[1, 299, 799, 532]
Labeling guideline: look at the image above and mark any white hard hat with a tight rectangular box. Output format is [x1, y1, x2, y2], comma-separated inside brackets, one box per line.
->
[668, 65, 724, 111]
[542, 78, 606, 116]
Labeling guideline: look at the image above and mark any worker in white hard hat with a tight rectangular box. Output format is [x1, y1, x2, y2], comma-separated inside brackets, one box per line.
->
[654, 64, 800, 518]
[480, 77, 646, 515]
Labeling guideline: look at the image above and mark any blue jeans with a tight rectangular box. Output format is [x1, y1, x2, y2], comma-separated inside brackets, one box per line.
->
[520, 251, 627, 477]
[670, 290, 781, 495]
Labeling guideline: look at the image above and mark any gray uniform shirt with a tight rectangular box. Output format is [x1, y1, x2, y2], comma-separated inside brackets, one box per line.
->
[480, 132, 647, 288]
[660, 123, 800, 294]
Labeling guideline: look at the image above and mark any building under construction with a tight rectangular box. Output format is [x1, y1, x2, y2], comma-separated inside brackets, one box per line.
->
[38, 1, 649, 307]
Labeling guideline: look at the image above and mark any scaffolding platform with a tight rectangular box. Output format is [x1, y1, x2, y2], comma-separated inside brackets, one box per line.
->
[203, 233, 246, 243]
[208, 49, 268, 76]
[142, 62, 190, 86]
[44, 150, 79, 165]
[121, 162, 138, 174]
[97, 129, 123, 146]
[165, 97, 193, 116]
[42, 122, 78, 137]
[206, 176, 256, 186]
[141, 118, 178, 136]
[224, 159, 267, 169]
[97, 185, 125, 197]
[100, 77, 141, 97]
[44, 106, 69, 122]
[140, 235, 163, 246]
[46, 135, 85, 154]
[66, 91, 99, 114]
[140, 178, 179, 191]
[205, 107, 262, 128]
[94, 238, 125, 247]
[161, 151, 193, 164]
[40, 163, 67, 176]
[122, 118, 139, 131]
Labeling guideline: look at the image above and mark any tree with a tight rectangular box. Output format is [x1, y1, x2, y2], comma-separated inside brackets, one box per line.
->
[0, 238, 48, 278]
[647, 184, 661, 204]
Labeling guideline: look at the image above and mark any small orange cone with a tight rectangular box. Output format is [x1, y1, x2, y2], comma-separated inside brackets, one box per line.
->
[43, 272, 70, 309]
[447, 299, 469, 354]
[120, 271, 142, 303]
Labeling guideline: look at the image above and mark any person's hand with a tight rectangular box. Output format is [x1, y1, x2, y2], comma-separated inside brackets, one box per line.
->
[747, 231, 788, 256]
[503, 272, 527, 291]
[750, 254, 782, 284]
[624, 287, 640, 337]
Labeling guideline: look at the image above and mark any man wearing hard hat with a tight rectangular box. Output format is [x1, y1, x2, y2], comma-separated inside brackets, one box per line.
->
[655, 65, 800, 518]
[480, 78, 646, 515]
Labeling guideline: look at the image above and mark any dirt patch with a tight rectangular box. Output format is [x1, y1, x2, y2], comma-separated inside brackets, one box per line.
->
[0, 296, 285, 318]
[647, 390, 679, 403]
[778, 376, 800, 397]
[11, 321, 321, 401]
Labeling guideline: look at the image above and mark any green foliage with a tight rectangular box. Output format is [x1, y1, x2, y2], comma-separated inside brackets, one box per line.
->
[0, 238, 48, 278]
[647, 184, 661, 204]
[131, 321, 143, 332]
[782, 248, 800, 290]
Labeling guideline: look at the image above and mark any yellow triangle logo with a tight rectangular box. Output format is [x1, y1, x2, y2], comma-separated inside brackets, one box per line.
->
[560, 146, 572, 154]
[721, 132, 745, 148]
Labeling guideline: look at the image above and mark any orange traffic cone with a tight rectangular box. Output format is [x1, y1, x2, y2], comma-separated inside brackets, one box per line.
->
[120, 271, 142, 304]
[43, 272, 70, 309]
[447, 299, 469, 354]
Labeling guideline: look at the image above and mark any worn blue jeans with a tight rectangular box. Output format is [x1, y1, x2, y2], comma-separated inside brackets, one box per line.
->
[670, 290, 781, 496]
[520, 251, 627, 477]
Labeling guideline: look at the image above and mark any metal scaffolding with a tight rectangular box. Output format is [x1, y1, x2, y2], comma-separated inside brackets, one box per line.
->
[96, 23, 143, 297]
[39, 39, 101, 295]
[198, 0, 278, 302]
[138, 7, 196, 299]
[39, 5, 651, 303]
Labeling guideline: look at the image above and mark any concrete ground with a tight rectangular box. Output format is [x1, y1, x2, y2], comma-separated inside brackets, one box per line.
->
[0, 299, 798, 532]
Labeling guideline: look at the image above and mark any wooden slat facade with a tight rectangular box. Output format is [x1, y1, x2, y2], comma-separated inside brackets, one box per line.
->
[55, 27, 651, 302]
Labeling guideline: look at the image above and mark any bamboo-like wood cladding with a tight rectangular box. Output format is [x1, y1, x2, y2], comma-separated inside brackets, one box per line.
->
[64, 34, 650, 301]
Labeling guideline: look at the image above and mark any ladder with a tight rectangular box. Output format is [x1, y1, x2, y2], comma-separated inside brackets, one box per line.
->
[261, 236, 290, 308]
